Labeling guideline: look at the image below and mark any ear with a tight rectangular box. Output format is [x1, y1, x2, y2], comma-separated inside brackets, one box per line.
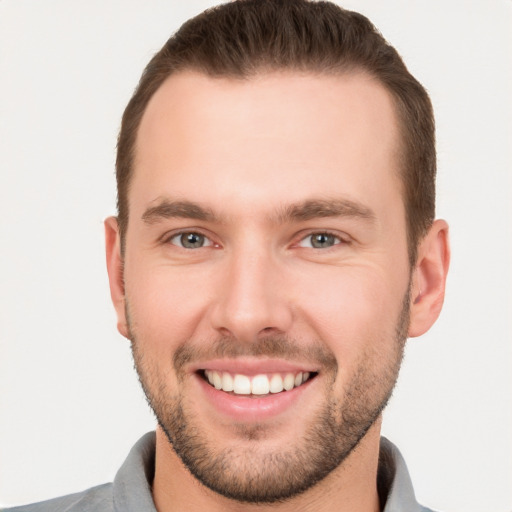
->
[408, 219, 450, 338]
[105, 216, 129, 339]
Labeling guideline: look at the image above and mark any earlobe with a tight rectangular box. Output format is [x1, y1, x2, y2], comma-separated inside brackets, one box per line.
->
[104, 216, 129, 339]
[408, 219, 450, 338]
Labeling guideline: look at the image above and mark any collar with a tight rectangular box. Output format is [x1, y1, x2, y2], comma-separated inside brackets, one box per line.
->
[112, 432, 429, 512]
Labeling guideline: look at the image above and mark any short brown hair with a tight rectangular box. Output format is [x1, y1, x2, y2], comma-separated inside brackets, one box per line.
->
[116, 0, 436, 265]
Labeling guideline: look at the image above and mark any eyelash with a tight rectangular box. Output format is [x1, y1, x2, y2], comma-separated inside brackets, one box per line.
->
[163, 230, 216, 249]
[296, 231, 348, 249]
[162, 230, 349, 250]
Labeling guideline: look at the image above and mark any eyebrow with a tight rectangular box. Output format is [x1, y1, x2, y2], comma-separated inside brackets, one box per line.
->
[141, 197, 375, 225]
[275, 198, 376, 223]
[142, 200, 218, 224]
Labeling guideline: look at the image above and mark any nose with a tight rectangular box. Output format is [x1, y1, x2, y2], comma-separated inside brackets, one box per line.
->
[209, 246, 294, 343]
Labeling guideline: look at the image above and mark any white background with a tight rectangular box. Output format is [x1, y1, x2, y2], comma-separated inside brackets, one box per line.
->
[0, 1, 511, 510]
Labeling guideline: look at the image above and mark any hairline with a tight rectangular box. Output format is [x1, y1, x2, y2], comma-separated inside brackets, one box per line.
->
[121, 65, 416, 261]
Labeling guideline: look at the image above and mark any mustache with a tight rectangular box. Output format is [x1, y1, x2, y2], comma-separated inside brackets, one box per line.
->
[172, 335, 338, 375]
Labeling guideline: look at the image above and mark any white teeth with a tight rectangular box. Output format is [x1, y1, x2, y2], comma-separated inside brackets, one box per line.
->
[221, 372, 234, 392]
[283, 373, 295, 391]
[251, 374, 270, 395]
[233, 374, 251, 395]
[204, 370, 313, 395]
[270, 374, 284, 393]
[212, 371, 222, 390]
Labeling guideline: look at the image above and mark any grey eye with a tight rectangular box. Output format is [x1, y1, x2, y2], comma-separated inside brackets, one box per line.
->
[182, 233, 204, 248]
[170, 232, 211, 249]
[297, 232, 341, 249]
[310, 233, 336, 248]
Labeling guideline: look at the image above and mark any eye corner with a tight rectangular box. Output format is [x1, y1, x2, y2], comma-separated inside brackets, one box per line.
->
[295, 231, 349, 250]
[162, 230, 218, 250]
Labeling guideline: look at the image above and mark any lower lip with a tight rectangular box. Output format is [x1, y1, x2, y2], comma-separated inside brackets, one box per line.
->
[196, 374, 314, 422]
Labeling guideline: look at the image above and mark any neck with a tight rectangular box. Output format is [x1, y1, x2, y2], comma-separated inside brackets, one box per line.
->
[152, 420, 383, 512]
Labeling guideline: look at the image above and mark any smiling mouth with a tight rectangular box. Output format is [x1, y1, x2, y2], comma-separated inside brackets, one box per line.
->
[200, 370, 317, 396]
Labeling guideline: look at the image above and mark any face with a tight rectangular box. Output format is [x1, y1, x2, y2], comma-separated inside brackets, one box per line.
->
[115, 71, 412, 502]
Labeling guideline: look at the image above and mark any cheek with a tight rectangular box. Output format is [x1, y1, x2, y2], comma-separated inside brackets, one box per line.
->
[124, 259, 215, 351]
[292, 265, 407, 356]
[292, 268, 408, 398]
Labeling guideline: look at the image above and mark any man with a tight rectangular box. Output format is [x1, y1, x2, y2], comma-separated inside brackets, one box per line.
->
[5, 0, 449, 511]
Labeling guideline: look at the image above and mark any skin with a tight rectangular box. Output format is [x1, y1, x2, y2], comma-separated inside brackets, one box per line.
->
[105, 70, 450, 512]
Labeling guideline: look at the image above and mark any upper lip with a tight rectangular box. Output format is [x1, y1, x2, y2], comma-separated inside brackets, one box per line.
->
[189, 358, 320, 375]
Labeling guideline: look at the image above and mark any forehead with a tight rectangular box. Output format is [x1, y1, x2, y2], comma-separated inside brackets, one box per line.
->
[132, 70, 402, 219]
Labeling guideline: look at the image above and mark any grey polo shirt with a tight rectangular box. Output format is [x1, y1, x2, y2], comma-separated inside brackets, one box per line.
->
[2, 433, 436, 512]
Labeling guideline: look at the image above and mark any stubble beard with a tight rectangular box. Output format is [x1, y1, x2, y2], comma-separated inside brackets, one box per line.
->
[128, 292, 410, 504]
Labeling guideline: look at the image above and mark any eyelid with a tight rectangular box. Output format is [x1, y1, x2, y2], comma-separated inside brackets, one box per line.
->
[295, 230, 350, 248]
[158, 228, 350, 249]
[161, 229, 217, 248]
